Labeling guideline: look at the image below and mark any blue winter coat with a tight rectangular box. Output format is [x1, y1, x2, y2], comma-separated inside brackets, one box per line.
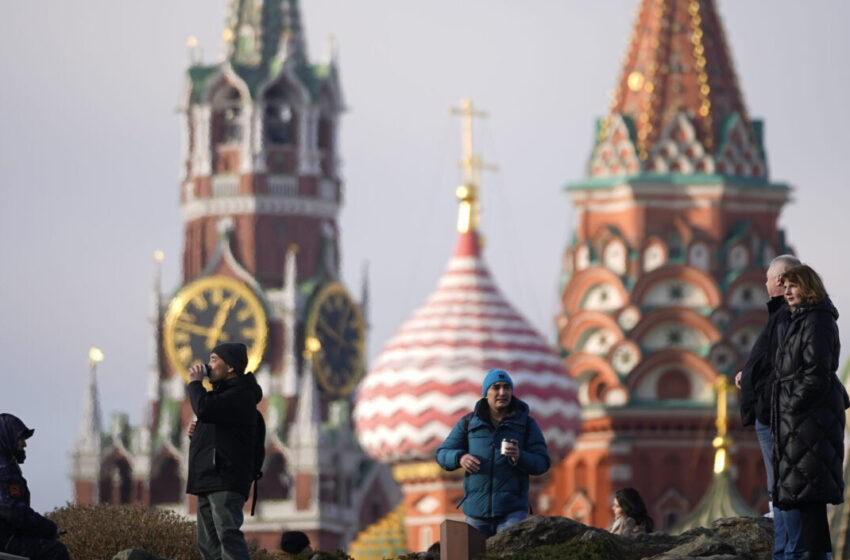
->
[435, 397, 550, 519]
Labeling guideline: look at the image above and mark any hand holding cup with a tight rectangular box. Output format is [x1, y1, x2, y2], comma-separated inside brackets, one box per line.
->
[501, 438, 519, 463]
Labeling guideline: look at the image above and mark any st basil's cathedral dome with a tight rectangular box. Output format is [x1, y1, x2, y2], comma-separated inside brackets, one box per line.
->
[353, 227, 581, 464]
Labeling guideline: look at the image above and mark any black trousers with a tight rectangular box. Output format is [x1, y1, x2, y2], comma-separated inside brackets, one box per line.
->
[800, 503, 831, 554]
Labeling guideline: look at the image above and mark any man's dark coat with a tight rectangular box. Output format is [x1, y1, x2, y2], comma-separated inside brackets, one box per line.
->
[740, 295, 789, 426]
[187, 372, 263, 500]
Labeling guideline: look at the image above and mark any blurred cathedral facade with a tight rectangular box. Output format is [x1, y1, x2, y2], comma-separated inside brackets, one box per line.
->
[70, 0, 850, 557]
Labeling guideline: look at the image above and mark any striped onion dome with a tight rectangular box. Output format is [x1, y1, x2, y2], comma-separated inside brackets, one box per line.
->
[353, 230, 581, 464]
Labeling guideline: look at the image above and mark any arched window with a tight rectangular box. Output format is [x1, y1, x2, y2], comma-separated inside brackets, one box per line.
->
[263, 82, 298, 174]
[575, 245, 590, 270]
[150, 456, 182, 505]
[212, 87, 243, 144]
[318, 116, 333, 151]
[99, 457, 132, 504]
[211, 85, 244, 173]
[260, 451, 291, 500]
[688, 242, 710, 271]
[657, 370, 691, 399]
[603, 239, 627, 275]
[574, 460, 588, 490]
[264, 84, 296, 146]
[667, 231, 683, 260]
[643, 243, 666, 272]
[727, 244, 749, 270]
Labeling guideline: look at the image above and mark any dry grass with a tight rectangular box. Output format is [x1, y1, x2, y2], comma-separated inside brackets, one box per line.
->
[48, 503, 278, 560]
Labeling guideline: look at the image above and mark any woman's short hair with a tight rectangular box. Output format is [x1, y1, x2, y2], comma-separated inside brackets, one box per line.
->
[615, 487, 654, 532]
[782, 264, 828, 304]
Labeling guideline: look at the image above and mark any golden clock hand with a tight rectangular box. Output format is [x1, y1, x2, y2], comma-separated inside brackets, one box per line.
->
[317, 318, 347, 346]
[207, 295, 238, 349]
[335, 306, 353, 337]
[176, 322, 220, 337]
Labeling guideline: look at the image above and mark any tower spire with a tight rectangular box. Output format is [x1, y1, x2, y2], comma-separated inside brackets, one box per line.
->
[71, 347, 105, 503]
[589, 0, 765, 180]
[79, 347, 104, 451]
[222, 0, 308, 67]
[449, 99, 495, 235]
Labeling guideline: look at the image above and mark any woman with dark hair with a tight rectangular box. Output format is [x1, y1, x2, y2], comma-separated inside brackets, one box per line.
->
[610, 487, 654, 536]
[772, 264, 848, 559]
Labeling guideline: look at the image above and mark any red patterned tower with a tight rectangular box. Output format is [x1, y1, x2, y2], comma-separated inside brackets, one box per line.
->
[546, 0, 791, 530]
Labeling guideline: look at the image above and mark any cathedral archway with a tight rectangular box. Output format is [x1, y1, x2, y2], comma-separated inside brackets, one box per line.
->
[261, 450, 291, 500]
[99, 455, 132, 504]
[150, 454, 182, 505]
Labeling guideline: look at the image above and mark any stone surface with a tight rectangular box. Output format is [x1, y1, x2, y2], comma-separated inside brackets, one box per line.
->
[112, 551, 167, 560]
[484, 515, 773, 560]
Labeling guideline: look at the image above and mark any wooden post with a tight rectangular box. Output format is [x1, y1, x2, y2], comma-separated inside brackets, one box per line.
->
[440, 519, 487, 560]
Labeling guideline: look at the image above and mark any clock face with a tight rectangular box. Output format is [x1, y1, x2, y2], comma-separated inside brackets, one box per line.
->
[304, 283, 366, 398]
[163, 276, 268, 383]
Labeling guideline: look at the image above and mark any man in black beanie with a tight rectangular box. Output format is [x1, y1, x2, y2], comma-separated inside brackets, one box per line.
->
[186, 342, 262, 560]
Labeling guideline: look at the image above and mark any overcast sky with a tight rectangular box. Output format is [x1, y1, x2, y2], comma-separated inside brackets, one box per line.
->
[2, 1, 849, 513]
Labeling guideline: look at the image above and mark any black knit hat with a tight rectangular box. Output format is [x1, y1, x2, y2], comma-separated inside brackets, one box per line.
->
[280, 531, 311, 554]
[212, 342, 249, 374]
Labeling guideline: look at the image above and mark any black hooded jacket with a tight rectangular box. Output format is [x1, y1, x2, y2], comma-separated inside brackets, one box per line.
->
[772, 298, 848, 508]
[186, 372, 263, 499]
[0, 414, 58, 541]
[739, 295, 789, 426]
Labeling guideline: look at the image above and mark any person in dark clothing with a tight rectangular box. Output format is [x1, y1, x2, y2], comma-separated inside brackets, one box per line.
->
[187, 342, 263, 560]
[0, 413, 70, 560]
[279, 530, 312, 556]
[436, 369, 550, 538]
[734, 254, 799, 540]
[772, 265, 848, 560]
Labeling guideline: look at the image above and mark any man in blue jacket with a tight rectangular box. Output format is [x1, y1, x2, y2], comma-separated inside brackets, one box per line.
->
[0, 413, 70, 560]
[436, 369, 550, 537]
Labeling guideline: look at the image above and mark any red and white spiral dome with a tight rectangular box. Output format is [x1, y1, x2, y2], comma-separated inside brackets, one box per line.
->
[354, 231, 581, 464]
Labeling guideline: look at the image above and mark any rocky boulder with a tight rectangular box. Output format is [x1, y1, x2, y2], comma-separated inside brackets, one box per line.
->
[112, 551, 169, 560]
[486, 515, 773, 559]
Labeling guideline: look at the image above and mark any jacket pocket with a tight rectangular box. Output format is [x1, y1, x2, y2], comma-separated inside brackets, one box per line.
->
[213, 448, 234, 472]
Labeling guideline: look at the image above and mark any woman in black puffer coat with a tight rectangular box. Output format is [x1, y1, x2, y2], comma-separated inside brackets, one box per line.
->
[772, 264, 849, 558]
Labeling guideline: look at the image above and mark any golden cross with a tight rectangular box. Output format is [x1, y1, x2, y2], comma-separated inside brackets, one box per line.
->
[711, 375, 736, 474]
[449, 99, 497, 233]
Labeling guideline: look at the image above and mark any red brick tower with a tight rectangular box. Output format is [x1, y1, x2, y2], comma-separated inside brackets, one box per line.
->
[70, 0, 398, 550]
[544, 0, 791, 530]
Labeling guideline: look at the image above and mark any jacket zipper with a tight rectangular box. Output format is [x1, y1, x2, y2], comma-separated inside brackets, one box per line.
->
[489, 441, 495, 517]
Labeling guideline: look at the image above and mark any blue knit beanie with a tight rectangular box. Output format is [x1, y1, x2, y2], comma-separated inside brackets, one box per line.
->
[482, 369, 513, 397]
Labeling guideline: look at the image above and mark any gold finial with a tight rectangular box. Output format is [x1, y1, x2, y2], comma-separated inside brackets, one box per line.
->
[448, 99, 496, 233]
[153, 249, 164, 262]
[304, 336, 321, 359]
[88, 347, 104, 370]
[712, 375, 734, 474]
[222, 28, 235, 43]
